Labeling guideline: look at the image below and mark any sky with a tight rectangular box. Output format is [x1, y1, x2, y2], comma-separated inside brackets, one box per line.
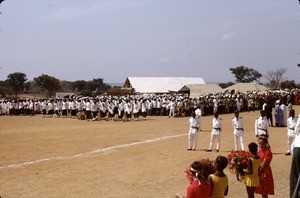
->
[0, 0, 300, 84]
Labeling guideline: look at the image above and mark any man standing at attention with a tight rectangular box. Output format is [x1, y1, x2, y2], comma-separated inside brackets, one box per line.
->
[187, 112, 199, 151]
[232, 110, 245, 151]
[255, 110, 270, 138]
[207, 112, 222, 152]
[195, 106, 202, 131]
[285, 109, 298, 156]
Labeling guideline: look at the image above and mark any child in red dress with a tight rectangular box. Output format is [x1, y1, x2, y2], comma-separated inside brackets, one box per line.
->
[186, 161, 211, 198]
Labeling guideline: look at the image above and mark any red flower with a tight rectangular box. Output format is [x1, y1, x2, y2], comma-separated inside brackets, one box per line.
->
[227, 150, 251, 180]
[185, 159, 215, 184]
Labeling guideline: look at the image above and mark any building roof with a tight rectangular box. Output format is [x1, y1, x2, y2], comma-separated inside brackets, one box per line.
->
[179, 84, 223, 98]
[224, 82, 269, 93]
[123, 77, 205, 93]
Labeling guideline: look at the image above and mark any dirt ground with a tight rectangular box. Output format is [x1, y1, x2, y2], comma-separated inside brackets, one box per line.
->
[0, 106, 297, 198]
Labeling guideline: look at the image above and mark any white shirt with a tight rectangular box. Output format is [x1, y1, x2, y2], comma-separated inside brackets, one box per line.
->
[189, 116, 199, 134]
[195, 108, 202, 118]
[232, 117, 244, 136]
[212, 117, 222, 135]
[255, 116, 269, 136]
[287, 116, 298, 136]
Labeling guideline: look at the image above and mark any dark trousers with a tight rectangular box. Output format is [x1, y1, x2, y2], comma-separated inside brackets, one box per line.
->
[290, 147, 300, 198]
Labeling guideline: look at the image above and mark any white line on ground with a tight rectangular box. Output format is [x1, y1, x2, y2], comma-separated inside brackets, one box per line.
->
[0, 133, 186, 171]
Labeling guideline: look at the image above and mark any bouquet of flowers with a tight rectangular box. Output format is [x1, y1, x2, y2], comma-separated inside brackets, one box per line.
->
[227, 150, 251, 181]
[185, 159, 215, 184]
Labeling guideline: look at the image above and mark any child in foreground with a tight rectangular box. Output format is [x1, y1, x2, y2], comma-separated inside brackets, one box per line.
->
[208, 156, 229, 198]
[243, 142, 261, 198]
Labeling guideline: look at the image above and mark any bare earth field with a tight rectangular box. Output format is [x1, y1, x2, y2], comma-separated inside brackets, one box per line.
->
[0, 106, 297, 198]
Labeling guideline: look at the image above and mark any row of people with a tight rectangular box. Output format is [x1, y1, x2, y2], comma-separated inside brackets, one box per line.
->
[1, 88, 299, 118]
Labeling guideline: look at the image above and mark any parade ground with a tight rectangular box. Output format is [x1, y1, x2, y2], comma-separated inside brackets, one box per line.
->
[0, 106, 297, 198]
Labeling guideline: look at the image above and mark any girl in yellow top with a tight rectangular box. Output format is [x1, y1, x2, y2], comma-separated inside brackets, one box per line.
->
[208, 156, 229, 198]
[243, 142, 260, 198]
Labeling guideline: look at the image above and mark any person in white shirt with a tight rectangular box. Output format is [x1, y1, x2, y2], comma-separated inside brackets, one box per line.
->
[47, 100, 54, 117]
[85, 99, 92, 120]
[187, 112, 200, 151]
[140, 99, 147, 120]
[168, 99, 176, 118]
[285, 109, 298, 156]
[232, 110, 245, 151]
[91, 99, 99, 120]
[207, 112, 222, 152]
[118, 99, 124, 120]
[290, 113, 300, 197]
[213, 97, 218, 114]
[132, 99, 140, 121]
[281, 103, 288, 127]
[124, 100, 132, 121]
[255, 110, 270, 138]
[194, 106, 202, 131]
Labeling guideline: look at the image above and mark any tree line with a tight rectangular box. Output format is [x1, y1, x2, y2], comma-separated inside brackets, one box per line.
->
[219, 66, 298, 90]
[0, 66, 298, 98]
[0, 73, 111, 98]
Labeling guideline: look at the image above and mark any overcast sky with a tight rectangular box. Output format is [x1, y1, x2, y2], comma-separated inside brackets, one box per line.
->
[0, 0, 299, 84]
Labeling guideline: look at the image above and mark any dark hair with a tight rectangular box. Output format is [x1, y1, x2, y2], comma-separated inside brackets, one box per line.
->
[215, 156, 228, 171]
[191, 161, 202, 171]
[248, 142, 258, 155]
[190, 161, 202, 179]
[258, 136, 271, 149]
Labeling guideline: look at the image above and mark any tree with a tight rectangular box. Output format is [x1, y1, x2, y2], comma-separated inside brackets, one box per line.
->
[33, 74, 61, 97]
[6, 72, 27, 97]
[264, 67, 287, 89]
[219, 81, 234, 89]
[280, 80, 297, 89]
[70, 78, 111, 96]
[229, 66, 262, 83]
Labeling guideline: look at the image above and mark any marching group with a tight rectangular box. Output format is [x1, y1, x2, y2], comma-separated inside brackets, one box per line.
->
[184, 99, 300, 197]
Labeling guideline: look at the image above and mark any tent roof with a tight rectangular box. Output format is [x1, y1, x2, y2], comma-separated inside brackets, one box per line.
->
[224, 83, 269, 93]
[124, 77, 205, 93]
[179, 84, 223, 98]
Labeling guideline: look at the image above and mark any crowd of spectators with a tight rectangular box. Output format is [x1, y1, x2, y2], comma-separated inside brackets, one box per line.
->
[0, 89, 299, 121]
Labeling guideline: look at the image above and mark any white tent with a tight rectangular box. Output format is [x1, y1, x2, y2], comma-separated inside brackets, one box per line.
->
[123, 77, 205, 93]
[224, 83, 269, 93]
[179, 84, 223, 98]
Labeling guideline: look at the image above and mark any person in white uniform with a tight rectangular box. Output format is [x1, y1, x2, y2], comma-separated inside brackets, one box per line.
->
[207, 112, 222, 152]
[187, 112, 200, 151]
[255, 110, 270, 138]
[232, 110, 245, 151]
[285, 109, 298, 156]
[290, 113, 300, 197]
[194, 106, 202, 131]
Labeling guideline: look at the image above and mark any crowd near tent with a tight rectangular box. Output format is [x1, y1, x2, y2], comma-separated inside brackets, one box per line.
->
[178, 84, 223, 98]
[123, 77, 206, 94]
[120, 77, 271, 97]
[223, 83, 269, 93]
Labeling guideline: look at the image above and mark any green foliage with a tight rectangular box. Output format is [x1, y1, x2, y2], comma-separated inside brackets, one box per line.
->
[6, 72, 28, 97]
[229, 66, 262, 83]
[219, 81, 234, 89]
[280, 80, 297, 89]
[33, 74, 61, 97]
[71, 78, 111, 96]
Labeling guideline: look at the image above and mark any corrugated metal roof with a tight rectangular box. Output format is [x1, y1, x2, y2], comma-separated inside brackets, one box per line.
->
[124, 77, 205, 93]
